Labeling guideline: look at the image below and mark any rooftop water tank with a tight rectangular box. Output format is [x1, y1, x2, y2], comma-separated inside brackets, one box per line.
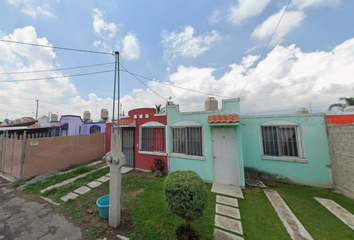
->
[205, 97, 218, 111]
[83, 111, 91, 122]
[296, 108, 309, 115]
[101, 109, 109, 121]
[51, 114, 58, 122]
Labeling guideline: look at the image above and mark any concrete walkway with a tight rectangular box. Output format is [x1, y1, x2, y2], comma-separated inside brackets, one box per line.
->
[213, 183, 244, 240]
[0, 176, 82, 240]
[264, 189, 313, 240]
[315, 197, 354, 231]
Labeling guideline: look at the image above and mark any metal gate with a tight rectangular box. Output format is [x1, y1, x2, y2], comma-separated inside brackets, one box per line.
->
[122, 128, 134, 167]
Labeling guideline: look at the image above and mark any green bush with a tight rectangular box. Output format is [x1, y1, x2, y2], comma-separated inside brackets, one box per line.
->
[164, 170, 207, 238]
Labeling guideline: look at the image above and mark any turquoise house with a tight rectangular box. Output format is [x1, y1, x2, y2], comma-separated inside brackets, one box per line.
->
[241, 114, 332, 188]
[167, 98, 332, 189]
[167, 98, 246, 188]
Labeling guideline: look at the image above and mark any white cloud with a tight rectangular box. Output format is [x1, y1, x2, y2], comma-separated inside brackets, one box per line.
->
[7, 0, 54, 18]
[252, 9, 306, 45]
[291, 0, 340, 10]
[104, 38, 354, 115]
[121, 33, 141, 61]
[161, 26, 221, 59]
[92, 8, 118, 40]
[208, 9, 222, 25]
[0, 26, 77, 119]
[228, 0, 272, 25]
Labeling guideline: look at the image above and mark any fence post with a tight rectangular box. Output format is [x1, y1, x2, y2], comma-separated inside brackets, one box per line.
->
[11, 132, 16, 175]
[20, 131, 27, 180]
[0, 132, 4, 171]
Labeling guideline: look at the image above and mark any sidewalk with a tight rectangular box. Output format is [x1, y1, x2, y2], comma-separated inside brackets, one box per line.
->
[0, 176, 82, 240]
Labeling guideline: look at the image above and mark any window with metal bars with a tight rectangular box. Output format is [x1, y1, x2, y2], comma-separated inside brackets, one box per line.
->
[140, 127, 166, 152]
[261, 126, 301, 158]
[171, 127, 203, 156]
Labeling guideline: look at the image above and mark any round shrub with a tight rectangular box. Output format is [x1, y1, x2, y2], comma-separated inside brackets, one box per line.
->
[164, 170, 208, 223]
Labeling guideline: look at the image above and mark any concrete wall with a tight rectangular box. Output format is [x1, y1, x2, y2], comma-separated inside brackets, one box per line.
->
[241, 114, 332, 188]
[328, 124, 354, 200]
[167, 99, 245, 187]
[23, 134, 105, 178]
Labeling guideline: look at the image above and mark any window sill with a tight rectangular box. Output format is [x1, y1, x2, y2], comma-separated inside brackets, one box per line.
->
[138, 151, 167, 156]
[169, 153, 205, 161]
[261, 155, 307, 163]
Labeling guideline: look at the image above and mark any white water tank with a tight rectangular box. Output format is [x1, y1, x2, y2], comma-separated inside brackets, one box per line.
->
[50, 114, 58, 122]
[83, 111, 91, 122]
[296, 108, 309, 115]
[101, 109, 109, 121]
[205, 97, 218, 111]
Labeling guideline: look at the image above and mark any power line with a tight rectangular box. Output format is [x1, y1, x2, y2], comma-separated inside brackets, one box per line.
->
[0, 62, 114, 75]
[119, 68, 236, 99]
[0, 39, 113, 55]
[119, 63, 167, 102]
[0, 70, 114, 83]
[239, 0, 292, 98]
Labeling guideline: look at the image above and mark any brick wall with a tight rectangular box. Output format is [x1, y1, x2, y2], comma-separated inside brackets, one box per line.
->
[328, 124, 354, 200]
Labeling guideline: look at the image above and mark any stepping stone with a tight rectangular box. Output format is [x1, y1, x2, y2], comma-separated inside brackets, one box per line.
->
[61, 192, 79, 202]
[121, 166, 133, 174]
[74, 186, 91, 195]
[97, 176, 110, 183]
[263, 189, 314, 240]
[212, 183, 244, 199]
[106, 173, 110, 177]
[215, 215, 243, 235]
[315, 197, 354, 231]
[214, 229, 244, 240]
[216, 204, 240, 219]
[217, 196, 239, 207]
[87, 181, 102, 188]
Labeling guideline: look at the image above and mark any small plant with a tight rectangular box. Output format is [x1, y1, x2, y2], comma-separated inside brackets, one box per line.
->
[164, 170, 207, 240]
[84, 226, 105, 238]
[153, 158, 165, 177]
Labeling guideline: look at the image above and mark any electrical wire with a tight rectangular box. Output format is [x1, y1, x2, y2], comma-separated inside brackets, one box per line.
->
[0, 62, 114, 75]
[0, 70, 114, 83]
[119, 63, 167, 102]
[239, 0, 292, 98]
[0, 39, 113, 55]
[119, 68, 236, 99]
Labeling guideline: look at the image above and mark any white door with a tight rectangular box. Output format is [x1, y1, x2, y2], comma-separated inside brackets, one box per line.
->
[213, 128, 239, 186]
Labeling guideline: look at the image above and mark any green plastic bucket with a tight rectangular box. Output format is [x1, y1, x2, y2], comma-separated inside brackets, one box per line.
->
[96, 195, 109, 219]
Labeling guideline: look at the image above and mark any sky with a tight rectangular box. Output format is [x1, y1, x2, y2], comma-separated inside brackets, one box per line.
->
[0, 0, 354, 121]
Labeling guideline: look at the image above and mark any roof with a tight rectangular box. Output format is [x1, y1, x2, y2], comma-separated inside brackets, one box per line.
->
[0, 120, 37, 127]
[118, 119, 135, 125]
[28, 123, 40, 128]
[208, 114, 240, 123]
[52, 122, 68, 128]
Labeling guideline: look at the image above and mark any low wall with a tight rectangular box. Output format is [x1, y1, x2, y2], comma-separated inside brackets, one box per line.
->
[328, 124, 354, 200]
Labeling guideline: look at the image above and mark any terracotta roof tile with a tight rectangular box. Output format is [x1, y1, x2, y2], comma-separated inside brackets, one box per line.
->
[52, 122, 68, 127]
[208, 114, 240, 124]
[1, 120, 37, 127]
[28, 123, 40, 128]
[118, 119, 135, 125]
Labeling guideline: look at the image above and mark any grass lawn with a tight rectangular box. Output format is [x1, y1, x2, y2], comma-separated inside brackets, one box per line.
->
[241, 182, 354, 240]
[128, 176, 216, 240]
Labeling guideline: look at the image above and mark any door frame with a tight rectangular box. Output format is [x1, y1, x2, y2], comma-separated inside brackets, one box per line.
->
[212, 127, 240, 186]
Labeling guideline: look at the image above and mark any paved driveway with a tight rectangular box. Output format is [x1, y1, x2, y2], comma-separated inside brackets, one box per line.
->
[0, 176, 82, 240]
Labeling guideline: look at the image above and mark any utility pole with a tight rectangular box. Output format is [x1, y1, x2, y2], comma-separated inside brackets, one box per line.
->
[106, 51, 125, 228]
[35, 99, 39, 120]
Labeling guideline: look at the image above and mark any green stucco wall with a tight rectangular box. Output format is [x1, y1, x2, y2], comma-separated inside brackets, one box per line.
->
[167, 99, 245, 188]
[241, 114, 332, 188]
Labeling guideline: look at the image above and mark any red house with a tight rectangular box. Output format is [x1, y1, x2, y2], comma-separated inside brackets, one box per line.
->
[325, 114, 354, 124]
[107, 108, 167, 172]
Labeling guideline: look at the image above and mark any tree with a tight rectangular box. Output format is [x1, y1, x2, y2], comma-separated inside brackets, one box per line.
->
[328, 97, 354, 111]
[164, 171, 207, 239]
[155, 104, 165, 114]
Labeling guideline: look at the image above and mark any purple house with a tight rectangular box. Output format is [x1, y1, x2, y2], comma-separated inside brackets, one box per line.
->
[50, 115, 106, 137]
